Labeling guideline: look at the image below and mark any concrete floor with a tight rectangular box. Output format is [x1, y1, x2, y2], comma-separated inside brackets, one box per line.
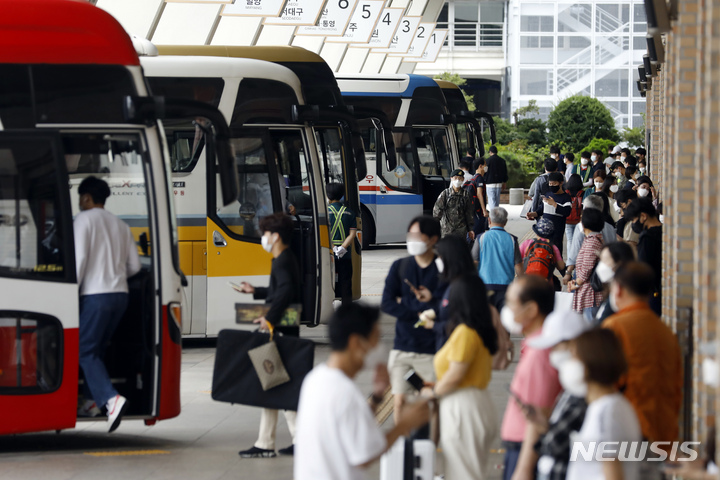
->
[0, 205, 532, 480]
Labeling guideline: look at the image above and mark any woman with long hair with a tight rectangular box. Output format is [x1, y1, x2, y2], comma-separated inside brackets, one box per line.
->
[425, 274, 499, 480]
[564, 174, 584, 253]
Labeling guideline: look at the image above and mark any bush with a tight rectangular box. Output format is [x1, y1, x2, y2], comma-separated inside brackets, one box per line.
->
[489, 115, 515, 145]
[620, 126, 645, 148]
[492, 143, 543, 189]
[547, 95, 619, 152]
[516, 118, 548, 146]
[581, 138, 617, 155]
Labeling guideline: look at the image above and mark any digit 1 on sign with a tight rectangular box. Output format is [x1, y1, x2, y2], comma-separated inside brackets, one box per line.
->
[383, 12, 391, 25]
[362, 4, 370, 18]
[339, 0, 348, 8]
[431, 33, 436, 43]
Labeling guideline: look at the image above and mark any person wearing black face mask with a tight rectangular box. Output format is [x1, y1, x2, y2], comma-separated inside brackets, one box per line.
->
[540, 172, 572, 256]
[623, 197, 662, 315]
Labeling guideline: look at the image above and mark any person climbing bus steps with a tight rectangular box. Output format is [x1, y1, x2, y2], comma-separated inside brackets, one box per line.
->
[327, 183, 357, 305]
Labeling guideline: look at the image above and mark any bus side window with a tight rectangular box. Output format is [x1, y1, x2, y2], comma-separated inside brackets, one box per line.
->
[414, 129, 436, 175]
[224, 137, 277, 239]
[381, 131, 415, 191]
[272, 131, 312, 217]
[0, 135, 70, 394]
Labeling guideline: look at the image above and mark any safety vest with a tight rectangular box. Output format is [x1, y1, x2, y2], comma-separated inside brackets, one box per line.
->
[329, 203, 348, 246]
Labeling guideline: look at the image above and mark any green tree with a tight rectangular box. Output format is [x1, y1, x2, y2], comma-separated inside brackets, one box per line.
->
[434, 72, 476, 111]
[516, 118, 548, 146]
[512, 99, 540, 124]
[620, 126, 645, 148]
[581, 138, 617, 155]
[547, 95, 619, 152]
[489, 115, 516, 145]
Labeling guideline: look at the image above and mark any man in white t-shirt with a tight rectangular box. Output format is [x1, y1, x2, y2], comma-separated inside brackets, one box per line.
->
[295, 303, 430, 480]
[74, 176, 141, 433]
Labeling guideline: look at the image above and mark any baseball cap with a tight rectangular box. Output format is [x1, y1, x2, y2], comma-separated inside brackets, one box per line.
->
[450, 168, 465, 178]
[527, 310, 590, 349]
[611, 145, 622, 154]
[532, 217, 554, 238]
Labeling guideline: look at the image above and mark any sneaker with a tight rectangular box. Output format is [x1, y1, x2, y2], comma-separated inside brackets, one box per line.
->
[278, 445, 294, 456]
[78, 400, 102, 418]
[106, 395, 128, 433]
[238, 446, 277, 458]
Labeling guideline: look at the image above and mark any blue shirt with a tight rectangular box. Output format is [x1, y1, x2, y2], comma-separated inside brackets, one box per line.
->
[473, 227, 521, 286]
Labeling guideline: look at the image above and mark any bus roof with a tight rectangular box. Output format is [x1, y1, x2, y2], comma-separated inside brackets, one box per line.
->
[155, 45, 341, 106]
[140, 56, 304, 103]
[0, 0, 139, 66]
[336, 74, 440, 98]
[435, 80, 469, 114]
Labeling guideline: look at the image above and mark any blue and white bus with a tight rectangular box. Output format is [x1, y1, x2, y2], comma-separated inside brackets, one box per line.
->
[336, 75, 458, 247]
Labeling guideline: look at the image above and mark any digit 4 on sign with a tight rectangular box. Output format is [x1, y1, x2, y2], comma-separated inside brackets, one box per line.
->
[355, 7, 402, 48]
[370, 16, 420, 53]
[325, 0, 385, 43]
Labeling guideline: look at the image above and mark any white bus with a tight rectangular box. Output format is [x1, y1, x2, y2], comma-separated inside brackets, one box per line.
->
[336, 75, 460, 247]
[140, 46, 366, 336]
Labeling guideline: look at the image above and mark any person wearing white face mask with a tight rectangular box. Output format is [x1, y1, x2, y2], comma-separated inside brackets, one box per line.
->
[499, 276, 562, 480]
[564, 329, 642, 480]
[381, 216, 444, 425]
[433, 168, 475, 240]
[578, 152, 594, 200]
[589, 242, 636, 325]
[602, 262, 682, 450]
[520, 310, 590, 480]
[237, 213, 302, 458]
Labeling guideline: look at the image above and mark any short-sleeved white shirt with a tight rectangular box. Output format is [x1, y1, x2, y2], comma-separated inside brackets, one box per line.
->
[567, 393, 642, 480]
[294, 364, 387, 480]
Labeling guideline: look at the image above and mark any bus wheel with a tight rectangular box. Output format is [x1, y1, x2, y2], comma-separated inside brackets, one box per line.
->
[361, 207, 375, 250]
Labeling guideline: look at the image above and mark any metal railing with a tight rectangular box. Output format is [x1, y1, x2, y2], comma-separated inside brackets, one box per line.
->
[436, 21, 505, 51]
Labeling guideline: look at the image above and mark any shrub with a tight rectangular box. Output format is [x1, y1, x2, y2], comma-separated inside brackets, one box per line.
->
[581, 138, 617, 155]
[547, 95, 619, 152]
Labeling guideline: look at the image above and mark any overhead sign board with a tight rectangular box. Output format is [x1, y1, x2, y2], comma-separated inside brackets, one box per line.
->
[390, 22, 433, 57]
[325, 0, 385, 44]
[221, 0, 287, 17]
[296, 0, 357, 36]
[370, 15, 420, 54]
[263, 0, 326, 25]
[405, 29, 448, 63]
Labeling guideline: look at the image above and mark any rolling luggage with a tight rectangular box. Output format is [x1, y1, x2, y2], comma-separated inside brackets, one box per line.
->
[380, 437, 435, 480]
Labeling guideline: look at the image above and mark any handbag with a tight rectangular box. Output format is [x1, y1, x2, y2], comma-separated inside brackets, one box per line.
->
[212, 329, 314, 410]
[247, 326, 291, 391]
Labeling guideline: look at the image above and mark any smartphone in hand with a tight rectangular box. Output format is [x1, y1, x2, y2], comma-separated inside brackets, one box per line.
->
[403, 278, 418, 291]
[404, 370, 425, 391]
[507, 386, 536, 417]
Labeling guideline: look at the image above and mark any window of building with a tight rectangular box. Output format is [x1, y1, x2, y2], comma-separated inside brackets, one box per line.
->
[595, 4, 629, 33]
[520, 69, 552, 96]
[557, 35, 592, 64]
[520, 3, 554, 32]
[633, 4, 647, 33]
[520, 36, 554, 64]
[557, 69, 591, 95]
[557, 4, 591, 33]
[595, 69, 629, 97]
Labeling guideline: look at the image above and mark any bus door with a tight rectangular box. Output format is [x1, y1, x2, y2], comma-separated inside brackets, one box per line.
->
[63, 131, 161, 421]
[314, 125, 362, 300]
[475, 112, 497, 146]
[0, 132, 79, 435]
[413, 127, 453, 215]
[206, 129, 320, 333]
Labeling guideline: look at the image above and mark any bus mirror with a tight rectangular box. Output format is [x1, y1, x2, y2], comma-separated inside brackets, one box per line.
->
[139, 232, 150, 256]
[124, 96, 239, 207]
[351, 132, 368, 180]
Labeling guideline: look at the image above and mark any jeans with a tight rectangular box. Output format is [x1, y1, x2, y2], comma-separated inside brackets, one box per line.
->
[79, 292, 128, 407]
[565, 224, 577, 256]
[487, 184, 502, 209]
[503, 442, 523, 480]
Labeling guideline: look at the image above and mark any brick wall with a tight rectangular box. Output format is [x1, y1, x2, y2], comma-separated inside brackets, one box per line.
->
[648, 0, 719, 451]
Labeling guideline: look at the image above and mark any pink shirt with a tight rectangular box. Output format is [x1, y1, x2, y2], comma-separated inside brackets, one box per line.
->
[500, 330, 562, 442]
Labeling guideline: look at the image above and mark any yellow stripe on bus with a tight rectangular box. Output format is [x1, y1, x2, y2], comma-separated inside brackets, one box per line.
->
[178, 225, 206, 242]
[319, 224, 330, 249]
[206, 218, 273, 277]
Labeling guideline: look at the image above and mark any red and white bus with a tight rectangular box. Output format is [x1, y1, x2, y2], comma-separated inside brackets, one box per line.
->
[0, 0, 236, 434]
